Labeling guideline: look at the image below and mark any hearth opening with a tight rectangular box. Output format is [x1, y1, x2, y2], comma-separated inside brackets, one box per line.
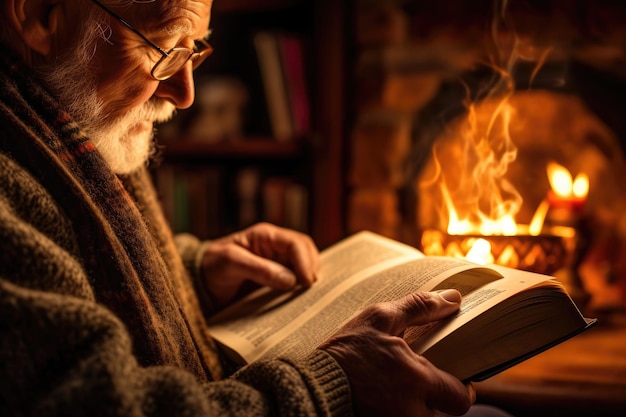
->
[399, 0, 626, 311]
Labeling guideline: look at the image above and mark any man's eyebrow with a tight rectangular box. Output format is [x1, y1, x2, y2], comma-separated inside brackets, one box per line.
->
[162, 22, 194, 37]
[159, 23, 211, 41]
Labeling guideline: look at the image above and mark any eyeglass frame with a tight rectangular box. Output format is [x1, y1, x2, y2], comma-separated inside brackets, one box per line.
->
[88, 0, 213, 81]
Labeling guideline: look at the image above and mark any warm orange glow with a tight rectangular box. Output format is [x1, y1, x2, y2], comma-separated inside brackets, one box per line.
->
[547, 162, 589, 199]
[496, 245, 518, 268]
[441, 93, 523, 238]
[548, 162, 574, 197]
[438, 65, 540, 259]
[465, 238, 494, 265]
[573, 173, 589, 198]
[422, 2, 590, 268]
[436, 161, 588, 266]
[528, 199, 550, 236]
[420, 227, 576, 274]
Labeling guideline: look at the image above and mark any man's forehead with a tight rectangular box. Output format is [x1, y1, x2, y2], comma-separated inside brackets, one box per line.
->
[121, 0, 212, 37]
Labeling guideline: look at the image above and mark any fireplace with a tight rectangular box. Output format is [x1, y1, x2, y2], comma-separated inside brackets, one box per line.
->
[348, 0, 626, 311]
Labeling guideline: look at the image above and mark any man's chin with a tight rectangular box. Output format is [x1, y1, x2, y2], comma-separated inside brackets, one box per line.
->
[93, 129, 154, 175]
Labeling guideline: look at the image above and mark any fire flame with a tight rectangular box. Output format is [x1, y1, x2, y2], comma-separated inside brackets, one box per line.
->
[420, 1, 589, 267]
[465, 238, 495, 264]
[547, 162, 589, 199]
[438, 65, 524, 241]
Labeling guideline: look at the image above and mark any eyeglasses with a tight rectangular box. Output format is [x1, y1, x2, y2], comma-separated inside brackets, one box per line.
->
[89, 0, 213, 81]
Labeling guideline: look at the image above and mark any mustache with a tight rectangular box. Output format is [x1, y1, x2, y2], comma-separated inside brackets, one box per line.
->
[141, 99, 177, 124]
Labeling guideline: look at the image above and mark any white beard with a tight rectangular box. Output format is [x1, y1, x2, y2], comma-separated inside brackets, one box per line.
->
[38, 26, 176, 174]
[88, 99, 176, 174]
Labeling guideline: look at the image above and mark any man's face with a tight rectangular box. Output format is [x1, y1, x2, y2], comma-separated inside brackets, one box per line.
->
[39, 0, 213, 174]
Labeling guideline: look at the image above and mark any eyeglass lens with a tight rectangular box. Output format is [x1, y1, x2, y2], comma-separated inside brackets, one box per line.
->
[151, 46, 212, 80]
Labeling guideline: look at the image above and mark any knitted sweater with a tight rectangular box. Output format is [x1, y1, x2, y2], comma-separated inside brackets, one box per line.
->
[0, 52, 351, 416]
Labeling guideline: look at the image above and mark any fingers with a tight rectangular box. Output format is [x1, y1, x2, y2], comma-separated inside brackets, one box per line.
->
[212, 243, 300, 291]
[289, 236, 319, 286]
[360, 289, 462, 336]
[236, 223, 320, 288]
[321, 291, 472, 417]
[200, 223, 320, 307]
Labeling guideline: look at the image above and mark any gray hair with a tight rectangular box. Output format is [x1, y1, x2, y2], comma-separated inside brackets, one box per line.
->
[0, 0, 138, 64]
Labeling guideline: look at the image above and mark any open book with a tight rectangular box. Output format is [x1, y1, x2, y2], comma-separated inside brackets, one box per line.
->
[207, 231, 596, 382]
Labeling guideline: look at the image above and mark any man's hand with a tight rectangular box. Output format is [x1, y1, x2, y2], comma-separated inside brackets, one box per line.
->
[319, 289, 475, 417]
[199, 222, 319, 309]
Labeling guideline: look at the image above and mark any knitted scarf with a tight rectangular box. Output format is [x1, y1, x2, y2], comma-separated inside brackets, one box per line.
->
[0, 52, 222, 380]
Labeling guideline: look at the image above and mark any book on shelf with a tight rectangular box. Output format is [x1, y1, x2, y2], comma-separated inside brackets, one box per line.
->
[282, 181, 308, 233]
[254, 31, 310, 142]
[276, 33, 310, 135]
[261, 177, 309, 233]
[155, 166, 222, 239]
[187, 168, 222, 239]
[207, 230, 596, 383]
[236, 168, 261, 228]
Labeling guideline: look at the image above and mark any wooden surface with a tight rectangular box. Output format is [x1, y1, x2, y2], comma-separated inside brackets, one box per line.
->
[475, 312, 626, 416]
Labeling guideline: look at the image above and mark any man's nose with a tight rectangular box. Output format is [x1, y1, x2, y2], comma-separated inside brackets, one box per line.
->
[154, 64, 196, 109]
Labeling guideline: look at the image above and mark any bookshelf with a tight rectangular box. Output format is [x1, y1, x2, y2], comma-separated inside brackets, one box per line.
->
[153, 0, 348, 248]
[155, 139, 312, 239]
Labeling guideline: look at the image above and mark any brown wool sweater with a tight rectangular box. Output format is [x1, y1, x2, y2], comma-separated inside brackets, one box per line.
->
[0, 52, 351, 416]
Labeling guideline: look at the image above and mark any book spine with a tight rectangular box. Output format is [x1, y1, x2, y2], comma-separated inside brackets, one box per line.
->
[254, 31, 295, 142]
[187, 168, 222, 240]
[284, 182, 309, 232]
[261, 177, 309, 232]
[236, 167, 261, 228]
[277, 34, 311, 136]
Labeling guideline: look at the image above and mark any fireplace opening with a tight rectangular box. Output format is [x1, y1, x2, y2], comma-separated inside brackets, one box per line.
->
[394, 2, 626, 312]
[349, 0, 626, 312]
[409, 66, 626, 226]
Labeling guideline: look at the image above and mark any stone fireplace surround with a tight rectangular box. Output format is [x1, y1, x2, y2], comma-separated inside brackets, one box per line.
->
[347, 0, 626, 310]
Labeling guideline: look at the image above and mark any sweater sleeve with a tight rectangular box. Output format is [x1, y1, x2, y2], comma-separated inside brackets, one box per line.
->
[173, 232, 205, 280]
[172, 231, 354, 415]
[0, 276, 352, 417]
[173, 233, 218, 314]
[0, 158, 353, 417]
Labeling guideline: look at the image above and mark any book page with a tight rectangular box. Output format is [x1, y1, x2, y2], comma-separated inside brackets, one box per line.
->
[207, 231, 423, 361]
[207, 231, 535, 363]
[406, 265, 559, 354]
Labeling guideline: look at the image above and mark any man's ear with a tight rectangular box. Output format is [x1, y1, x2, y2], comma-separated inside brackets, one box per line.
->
[7, 0, 63, 56]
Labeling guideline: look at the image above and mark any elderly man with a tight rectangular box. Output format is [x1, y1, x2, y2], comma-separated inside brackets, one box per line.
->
[0, 0, 479, 416]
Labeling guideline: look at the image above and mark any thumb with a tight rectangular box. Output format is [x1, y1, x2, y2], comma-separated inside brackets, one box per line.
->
[373, 289, 462, 336]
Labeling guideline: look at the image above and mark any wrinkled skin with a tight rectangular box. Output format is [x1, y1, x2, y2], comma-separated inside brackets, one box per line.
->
[320, 290, 475, 417]
[199, 222, 319, 308]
